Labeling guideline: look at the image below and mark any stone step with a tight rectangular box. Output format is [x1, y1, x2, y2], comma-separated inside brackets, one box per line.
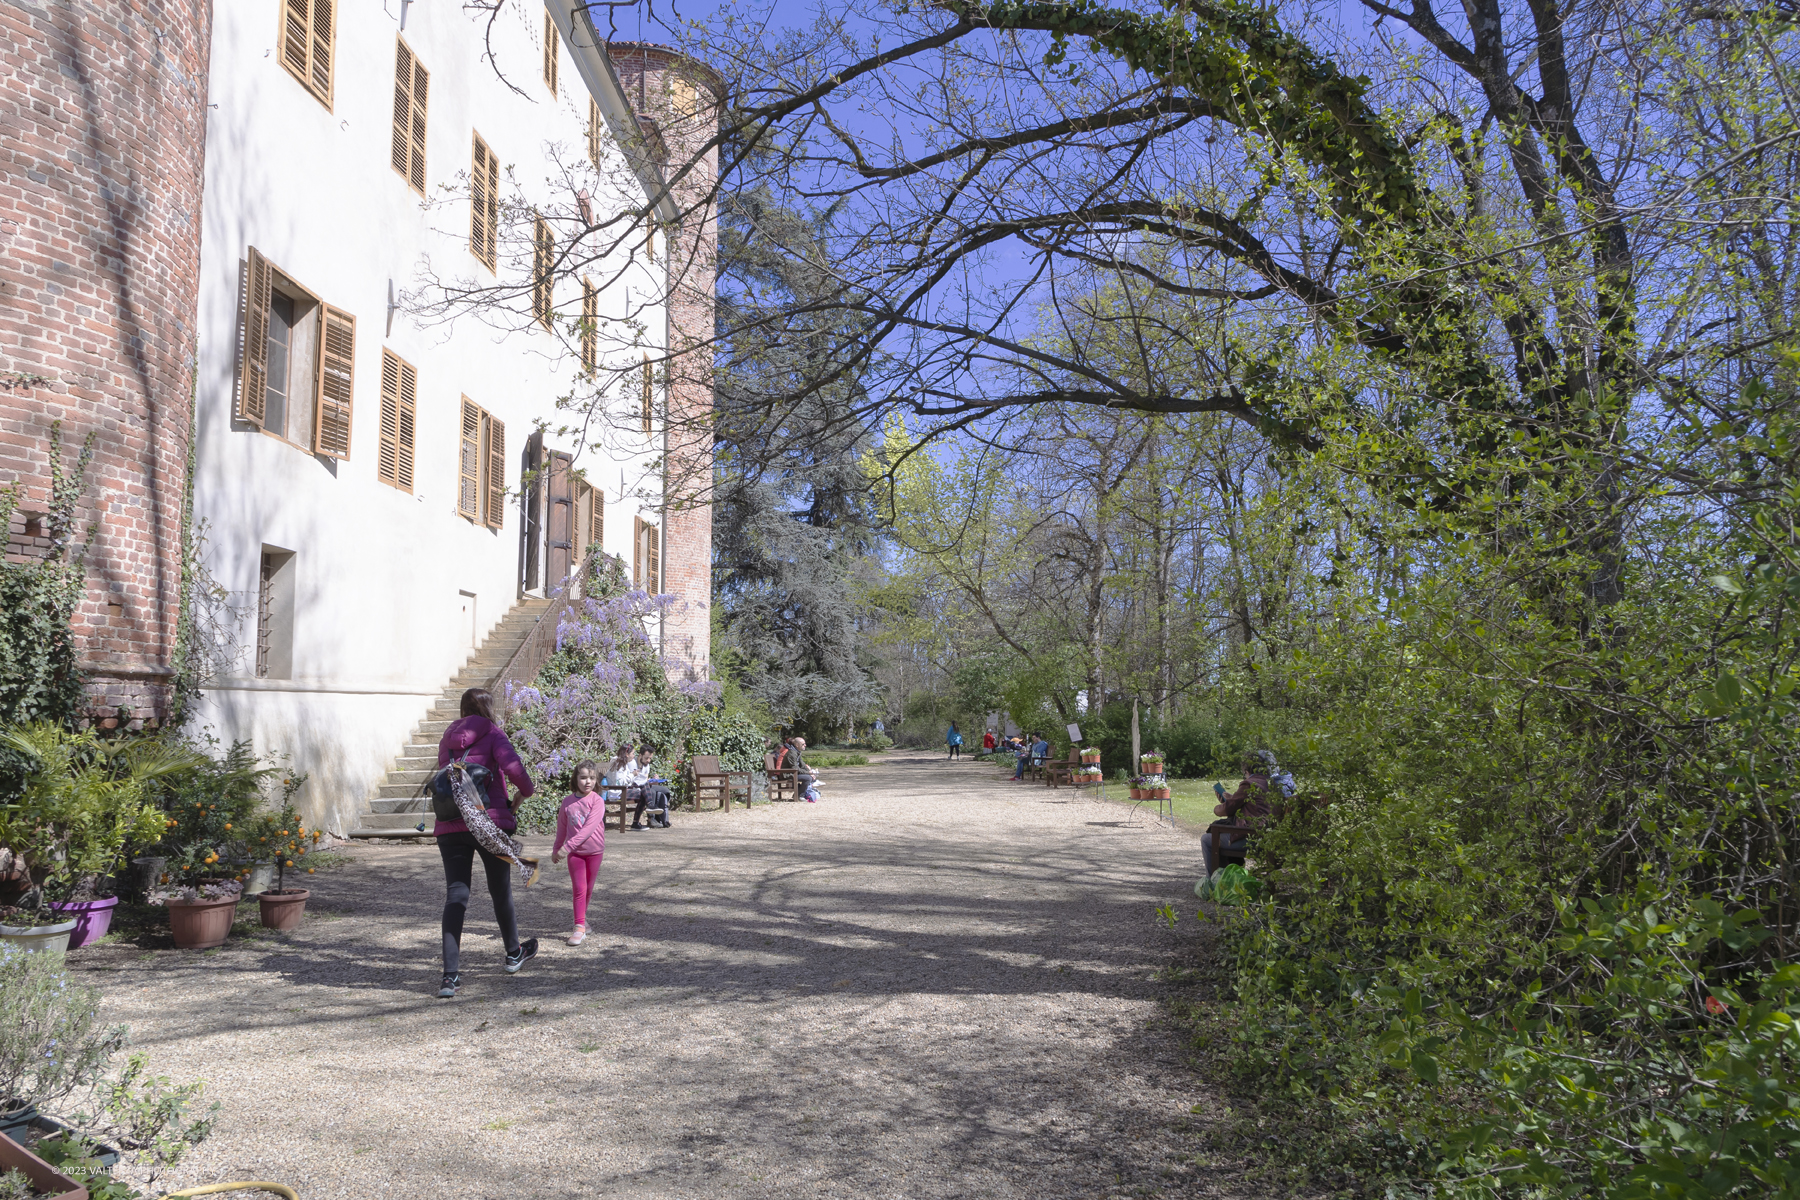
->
[347, 828, 435, 840]
[385, 769, 435, 786]
[371, 795, 431, 813]
[416, 721, 452, 739]
[395, 755, 437, 772]
[360, 811, 434, 830]
[378, 782, 435, 798]
[402, 744, 439, 760]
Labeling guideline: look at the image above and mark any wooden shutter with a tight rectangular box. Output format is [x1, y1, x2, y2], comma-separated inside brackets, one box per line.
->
[237, 248, 272, 427]
[279, 0, 333, 107]
[581, 280, 597, 372]
[533, 216, 553, 328]
[471, 135, 498, 270]
[647, 522, 660, 593]
[392, 39, 428, 194]
[378, 349, 416, 491]
[484, 414, 506, 530]
[314, 305, 355, 459]
[587, 99, 601, 167]
[641, 356, 653, 433]
[592, 489, 604, 549]
[458, 398, 482, 519]
[543, 12, 558, 95]
[633, 516, 643, 588]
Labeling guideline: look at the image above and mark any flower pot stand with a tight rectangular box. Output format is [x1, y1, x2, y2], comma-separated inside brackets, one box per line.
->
[167, 895, 239, 949]
[258, 888, 310, 931]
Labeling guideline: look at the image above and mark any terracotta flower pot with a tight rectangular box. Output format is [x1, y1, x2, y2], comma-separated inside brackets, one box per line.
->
[167, 895, 238, 949]
[258, 888, 310, 931]
[1156, 787, 1171, 800]
[1129, 787, 1143, 799]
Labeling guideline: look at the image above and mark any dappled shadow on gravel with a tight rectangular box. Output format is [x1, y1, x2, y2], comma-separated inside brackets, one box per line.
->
[75, 753, 1248, 1199]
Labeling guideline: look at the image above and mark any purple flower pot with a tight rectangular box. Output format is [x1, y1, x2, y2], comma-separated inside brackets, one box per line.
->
[50, 895, 119, 949]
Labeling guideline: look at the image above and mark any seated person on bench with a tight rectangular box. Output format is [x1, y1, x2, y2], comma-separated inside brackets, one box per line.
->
[603, 744, 636, 814]
[1202, 750, 1284, 876]
[1012, 733, 1039, 780]
[630, 744, 673, 828]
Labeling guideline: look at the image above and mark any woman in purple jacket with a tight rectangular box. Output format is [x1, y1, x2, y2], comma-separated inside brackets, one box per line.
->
[434, 688, 538, 998]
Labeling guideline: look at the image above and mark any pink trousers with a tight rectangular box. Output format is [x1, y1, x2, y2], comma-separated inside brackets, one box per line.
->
[567, 852, 603, 927]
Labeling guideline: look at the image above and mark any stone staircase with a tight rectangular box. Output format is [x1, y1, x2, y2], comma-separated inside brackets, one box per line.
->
[348, 596, 553, 838]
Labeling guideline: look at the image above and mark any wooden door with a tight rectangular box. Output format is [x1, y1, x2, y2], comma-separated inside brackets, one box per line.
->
[519, 430, 543, 593]
[545, 449, 574, 591]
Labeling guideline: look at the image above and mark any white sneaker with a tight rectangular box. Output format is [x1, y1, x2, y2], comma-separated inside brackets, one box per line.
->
[569, 926, 587, 946]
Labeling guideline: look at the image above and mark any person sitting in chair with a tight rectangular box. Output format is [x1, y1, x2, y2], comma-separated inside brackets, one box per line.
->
[1201, 751, 1280, 877]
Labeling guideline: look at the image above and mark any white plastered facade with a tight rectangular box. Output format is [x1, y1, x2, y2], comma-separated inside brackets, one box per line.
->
[187, 0, 672, 834]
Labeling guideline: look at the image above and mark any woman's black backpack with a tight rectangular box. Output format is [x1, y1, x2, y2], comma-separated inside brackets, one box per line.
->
[424, 761, 493, 822]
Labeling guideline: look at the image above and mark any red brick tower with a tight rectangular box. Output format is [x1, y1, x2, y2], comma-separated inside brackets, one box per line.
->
[607, 42, 719, 680]
[0, 0, 212, 727]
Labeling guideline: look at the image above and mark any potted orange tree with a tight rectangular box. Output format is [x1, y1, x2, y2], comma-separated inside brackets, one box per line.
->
[0, 724, 190, 955]
[243, 804, 319, 931]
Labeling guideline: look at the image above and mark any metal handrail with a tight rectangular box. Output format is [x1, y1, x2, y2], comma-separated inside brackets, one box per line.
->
[494, 548, 605, 714]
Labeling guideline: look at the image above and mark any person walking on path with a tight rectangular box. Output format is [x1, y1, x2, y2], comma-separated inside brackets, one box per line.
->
[946, 723, 963, 760]
[434, 687, 540, 998]
[551, 760, 607, 946]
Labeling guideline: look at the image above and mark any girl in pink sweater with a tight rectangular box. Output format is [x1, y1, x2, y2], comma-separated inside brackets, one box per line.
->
[551, 760, 607, 945]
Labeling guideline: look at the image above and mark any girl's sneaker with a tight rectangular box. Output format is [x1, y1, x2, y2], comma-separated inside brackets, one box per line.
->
[438, 972, 461, 999]
[569, 926, 587, 946]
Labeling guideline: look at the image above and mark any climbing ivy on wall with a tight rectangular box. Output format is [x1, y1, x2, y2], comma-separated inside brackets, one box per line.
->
[0, 427, 95, 801]
[0, 426, 94, 730]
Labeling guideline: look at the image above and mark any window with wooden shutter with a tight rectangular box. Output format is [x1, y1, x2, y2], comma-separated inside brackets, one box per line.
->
[458, 398, 483, 519]
[543, 12, 559, 95]
[648, 522, 660, 593]
[237, 248, 273, 427]
[471, 134, 498, 271]
[592, 489, 604, 549]
[279, 0, 334, 108]
[581, 280, 597, 372]
[634, 518, 660, 592]
[484, 413, 506, 530]
[391, 38, 428, 194]
[378, 349, 417, 492]
[645, 214, 658, 262]
[532, 216, 554, 329]
[313, 306, 355, 458]
[641, 356, 654, 433]
[587, 98, 601, 168]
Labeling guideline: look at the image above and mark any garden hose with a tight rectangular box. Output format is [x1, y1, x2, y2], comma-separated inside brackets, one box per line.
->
[159, 1184, 298, 1199]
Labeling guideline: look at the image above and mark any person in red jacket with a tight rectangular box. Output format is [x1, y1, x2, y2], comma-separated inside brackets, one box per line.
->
[434, 687, 539, 998]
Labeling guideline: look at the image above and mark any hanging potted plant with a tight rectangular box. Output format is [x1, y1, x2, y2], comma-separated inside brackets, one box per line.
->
[244, 804, 319, 931]
[0, 725, 191, 954]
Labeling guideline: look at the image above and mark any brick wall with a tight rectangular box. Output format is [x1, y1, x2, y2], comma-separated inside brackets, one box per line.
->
[608, 43, 718, 679]
[0, 0, 212, 728]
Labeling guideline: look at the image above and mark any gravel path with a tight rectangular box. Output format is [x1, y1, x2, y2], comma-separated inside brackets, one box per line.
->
[76, 752, 1236, 1199]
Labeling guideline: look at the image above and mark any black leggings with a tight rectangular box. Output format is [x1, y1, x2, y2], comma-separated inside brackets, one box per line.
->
[438, 831, 519, 972]
[948, 744, 961, 759]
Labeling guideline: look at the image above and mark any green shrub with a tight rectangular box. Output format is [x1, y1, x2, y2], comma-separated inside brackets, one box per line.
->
[0, 945, 123, 1111]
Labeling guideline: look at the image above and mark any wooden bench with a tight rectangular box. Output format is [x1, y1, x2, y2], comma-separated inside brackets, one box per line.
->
[1043, 755, 1079, 787]
[764, 752, 799, 801]
[690, 755, 752, 811]
[1206, 821, 1253, 870]
[602, 788, 631, 832]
